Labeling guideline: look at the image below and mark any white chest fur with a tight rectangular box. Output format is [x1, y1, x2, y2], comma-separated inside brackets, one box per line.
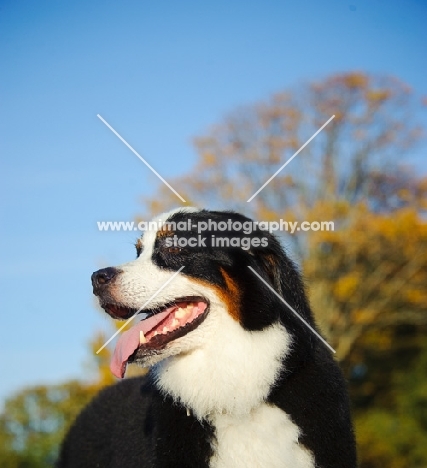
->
[209, 404, 314, 468]
[154, 313, 291, 419]
[153, 297, 313, 467]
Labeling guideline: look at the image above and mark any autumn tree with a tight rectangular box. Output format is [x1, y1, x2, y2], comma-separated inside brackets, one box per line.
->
[145, 73, 423, 219]
[0, 381, 99, 467]
[302, 185, 427, 359]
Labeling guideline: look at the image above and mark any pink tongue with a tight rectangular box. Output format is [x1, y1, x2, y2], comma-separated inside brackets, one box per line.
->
[110, 309, 173, 378]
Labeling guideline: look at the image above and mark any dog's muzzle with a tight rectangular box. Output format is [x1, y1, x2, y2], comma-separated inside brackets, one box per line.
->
[91, 267, 120, 295]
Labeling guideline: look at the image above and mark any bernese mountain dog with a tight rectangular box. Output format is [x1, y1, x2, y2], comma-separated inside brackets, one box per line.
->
[57, 208, 356, 468]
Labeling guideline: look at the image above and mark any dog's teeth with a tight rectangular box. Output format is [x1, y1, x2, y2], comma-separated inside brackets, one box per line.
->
[175, 308, 187, 319]
[171, 319, 179, 327]
[139, 331, 146, 344]
[153, 331, 159, 337]
[162, 326, 169, 334]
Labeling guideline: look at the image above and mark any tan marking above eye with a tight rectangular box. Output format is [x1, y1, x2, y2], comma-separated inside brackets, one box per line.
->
[135, 238, 144, 255]
[156, 228, 175, 238]
[167, 246, 182, 254]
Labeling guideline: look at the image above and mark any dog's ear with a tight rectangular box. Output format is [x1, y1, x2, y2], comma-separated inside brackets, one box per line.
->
[255, 235, 314, 324]
[253, 234, 290, 294]
[258, 251, 283, 293]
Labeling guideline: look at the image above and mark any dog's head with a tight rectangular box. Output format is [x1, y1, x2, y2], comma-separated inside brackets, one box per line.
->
[92, 208, 317, 398]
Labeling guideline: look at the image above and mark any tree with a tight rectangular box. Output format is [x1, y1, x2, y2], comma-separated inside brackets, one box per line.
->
[302, 195, 427, 360]
[143, 72, 423, 221]
[0, 382, 99, 467]
[355, 344, 427, 468]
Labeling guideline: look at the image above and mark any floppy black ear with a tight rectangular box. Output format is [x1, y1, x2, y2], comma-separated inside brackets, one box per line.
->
[254, 233, 315, 326]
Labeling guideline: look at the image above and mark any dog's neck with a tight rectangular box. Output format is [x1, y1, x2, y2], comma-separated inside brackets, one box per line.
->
[153, 305, 291, 420]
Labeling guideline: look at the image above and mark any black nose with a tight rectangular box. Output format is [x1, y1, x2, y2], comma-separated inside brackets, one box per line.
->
[91, 267, 119, 290]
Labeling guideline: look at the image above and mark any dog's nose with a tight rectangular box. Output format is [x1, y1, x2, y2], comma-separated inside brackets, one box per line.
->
[91, 267, 118, 290]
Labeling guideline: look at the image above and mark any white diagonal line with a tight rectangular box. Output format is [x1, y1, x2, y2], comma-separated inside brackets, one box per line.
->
[97, 114, 186, 203]
[247, 266, 336, 353]
[96, 266, 185, 354]
[247, 115, 335, 202]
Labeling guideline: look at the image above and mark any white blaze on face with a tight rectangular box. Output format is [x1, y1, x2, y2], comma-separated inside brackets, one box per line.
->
[138, 206, 200, 262]
[112, 207, 201, 310]
[113, 208, 223, 335]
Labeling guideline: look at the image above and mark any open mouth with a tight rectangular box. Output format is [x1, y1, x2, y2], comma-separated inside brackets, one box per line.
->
[108, 297, 209, 378]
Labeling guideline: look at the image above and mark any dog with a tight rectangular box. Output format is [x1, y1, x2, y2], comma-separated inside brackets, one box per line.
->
[57, 208, 356, 468]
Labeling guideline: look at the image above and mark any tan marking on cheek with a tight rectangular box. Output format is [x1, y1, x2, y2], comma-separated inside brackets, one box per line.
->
[218, 269, 242, 322]
[189, 269, 242, 323]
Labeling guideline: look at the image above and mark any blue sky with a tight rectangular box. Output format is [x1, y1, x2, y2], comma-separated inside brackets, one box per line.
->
[1, 0, 426, 404]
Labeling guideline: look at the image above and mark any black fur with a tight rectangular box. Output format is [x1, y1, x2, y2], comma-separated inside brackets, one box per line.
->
[57, 376, 214, 468]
